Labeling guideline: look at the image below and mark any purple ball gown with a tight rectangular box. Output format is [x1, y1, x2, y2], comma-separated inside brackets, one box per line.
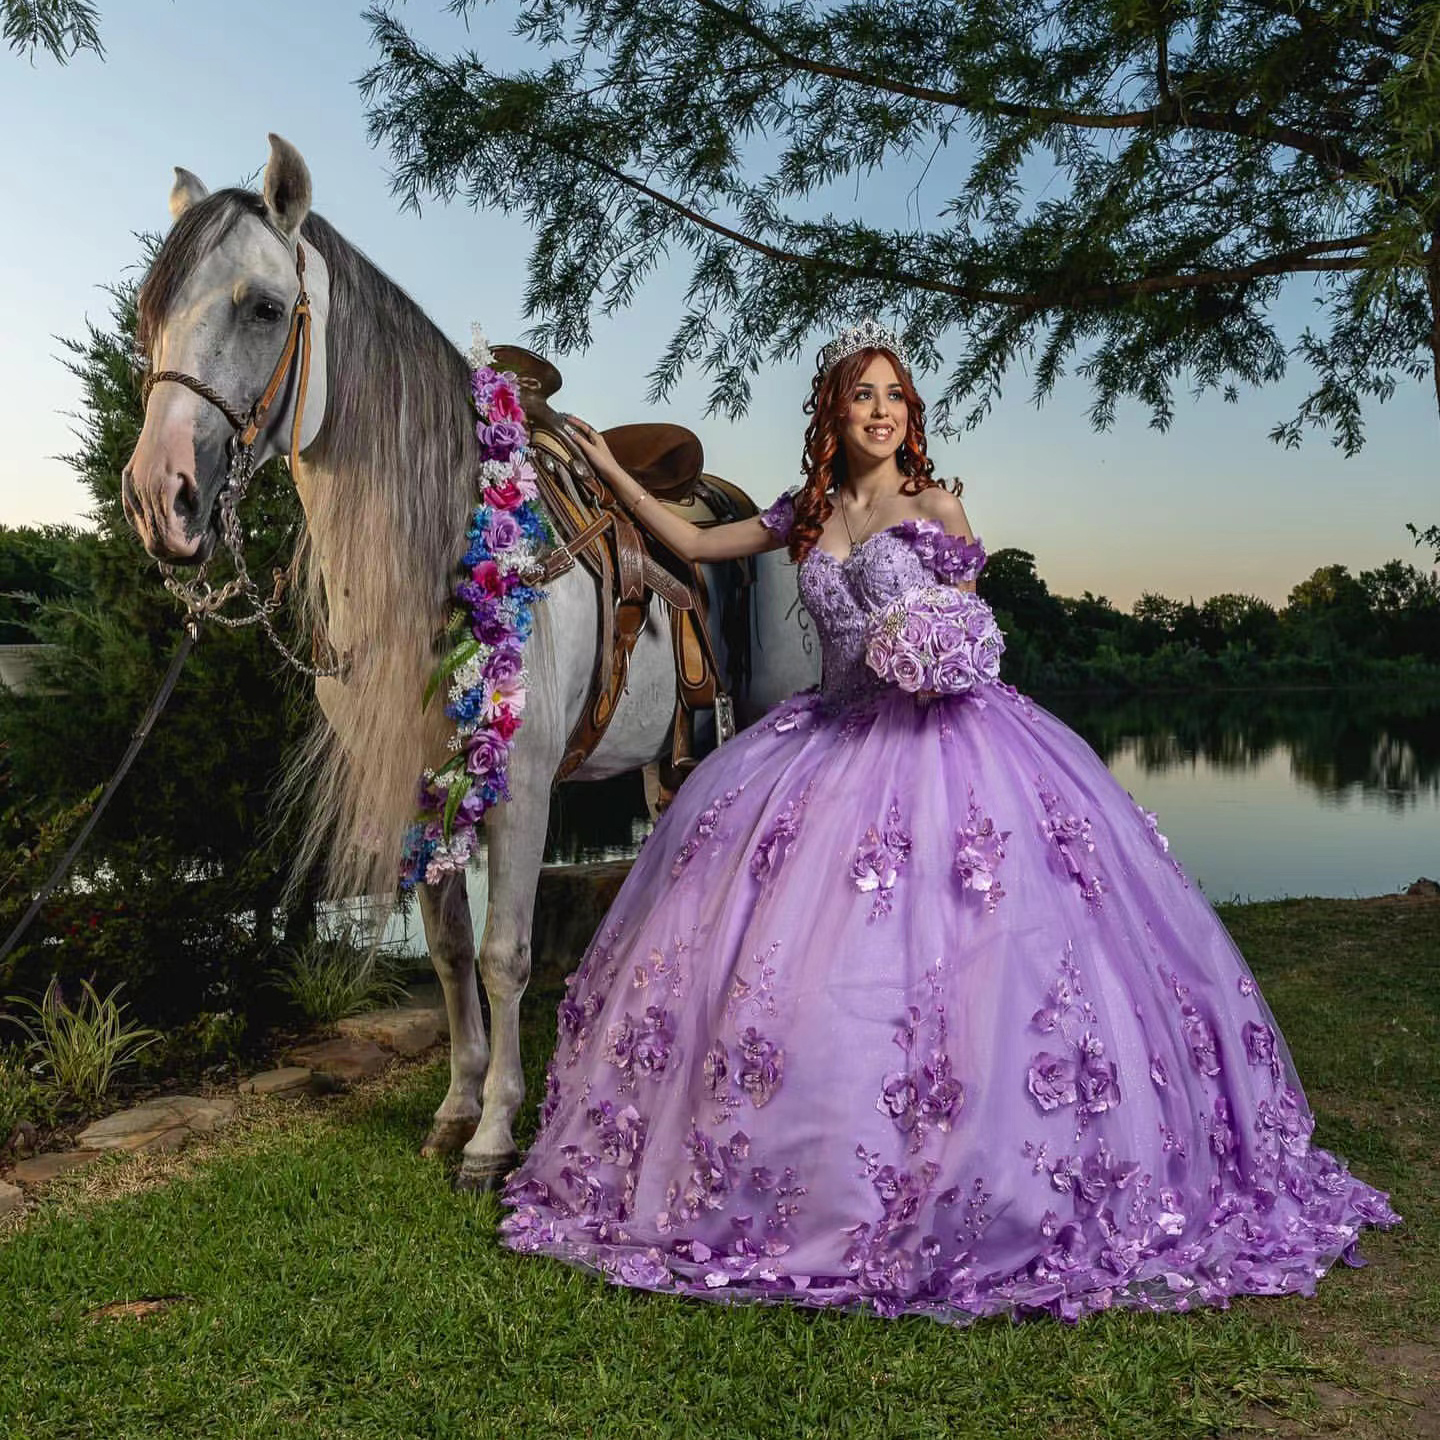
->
[500, 493, 1399, 1323]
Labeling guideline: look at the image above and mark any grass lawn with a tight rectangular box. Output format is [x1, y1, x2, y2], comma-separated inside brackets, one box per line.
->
[1, 897, 1437, 1439]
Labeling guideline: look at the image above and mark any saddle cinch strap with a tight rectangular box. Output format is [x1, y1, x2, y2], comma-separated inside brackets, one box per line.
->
[492, 346, 742, 785]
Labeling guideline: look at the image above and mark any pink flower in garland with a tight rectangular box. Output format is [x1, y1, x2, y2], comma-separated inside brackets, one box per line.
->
[514, 464, 540, 502]
[472, 559, 506, 596]
[490, 709, 521, 742]
[484, 478, 525, 511]
[481, 674, 527, 722]
[489, 379, 526, 426]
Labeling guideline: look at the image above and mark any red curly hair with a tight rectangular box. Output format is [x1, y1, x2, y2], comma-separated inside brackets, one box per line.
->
[790, 347, 938, 564]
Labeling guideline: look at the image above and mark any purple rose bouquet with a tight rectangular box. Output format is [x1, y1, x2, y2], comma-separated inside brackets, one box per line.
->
[864, 585, 1004, 697]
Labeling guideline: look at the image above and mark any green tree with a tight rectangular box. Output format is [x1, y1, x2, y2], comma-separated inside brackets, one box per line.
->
[3, 0, 101, 62]
[1198, 592, 1280, 655]
[0, 268, 314, 1025]
[1059, 591, 1126, 660]
[0, 524, 79, 644]
[1358, 557, 1440, 654]
[1130, 592, 1186, 656]
[363, 0, 1440, 451]
[1281, 562, 1373, 654]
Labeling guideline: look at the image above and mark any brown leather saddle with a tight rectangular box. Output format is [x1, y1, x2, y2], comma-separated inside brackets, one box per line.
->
[493, 346, 754, 788]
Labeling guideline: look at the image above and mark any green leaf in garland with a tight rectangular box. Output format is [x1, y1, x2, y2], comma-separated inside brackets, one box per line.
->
[422, 637, 481, 712]
[434, 750, 468, 777]
[441, 774, 473, 841]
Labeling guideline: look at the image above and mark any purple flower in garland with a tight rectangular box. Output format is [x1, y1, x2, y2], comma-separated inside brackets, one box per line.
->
[484, 643, 525, 683]
[471, 605, 512, 647]
[465, 730, 512, 780]
[485, 510, 522, 552]
[478, 419, 527, 458]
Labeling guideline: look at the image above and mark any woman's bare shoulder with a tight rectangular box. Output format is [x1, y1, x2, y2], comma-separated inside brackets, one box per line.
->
[916, 484, 972, 538]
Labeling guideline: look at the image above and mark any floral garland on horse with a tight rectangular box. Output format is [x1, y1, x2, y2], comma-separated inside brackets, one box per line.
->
[399, 332, 553, 890]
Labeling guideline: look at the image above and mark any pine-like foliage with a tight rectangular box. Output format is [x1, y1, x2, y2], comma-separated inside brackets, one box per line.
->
[2, 0, 101, 62]
[362, 0, 1440, 451]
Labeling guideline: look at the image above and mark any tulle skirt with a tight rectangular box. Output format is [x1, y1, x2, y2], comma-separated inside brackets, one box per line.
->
[501, 683, 1399, 1323]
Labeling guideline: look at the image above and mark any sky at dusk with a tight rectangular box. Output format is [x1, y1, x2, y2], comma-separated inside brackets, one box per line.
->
[0, 0, 1433, 610]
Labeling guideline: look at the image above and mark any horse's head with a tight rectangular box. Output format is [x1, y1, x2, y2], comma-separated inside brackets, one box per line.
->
[124, 134, 331, 563]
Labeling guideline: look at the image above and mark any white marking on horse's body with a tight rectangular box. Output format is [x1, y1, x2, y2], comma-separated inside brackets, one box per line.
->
[123, 136, 817, 1187]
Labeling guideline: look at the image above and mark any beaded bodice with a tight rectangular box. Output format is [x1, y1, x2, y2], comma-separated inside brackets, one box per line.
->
[758, 492, 988, 705]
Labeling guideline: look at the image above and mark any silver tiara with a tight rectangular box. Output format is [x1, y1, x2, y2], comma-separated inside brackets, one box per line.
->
[819, 317, 910, 374]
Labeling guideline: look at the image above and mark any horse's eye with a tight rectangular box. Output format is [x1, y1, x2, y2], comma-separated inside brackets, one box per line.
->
[252, 299, 285, 324]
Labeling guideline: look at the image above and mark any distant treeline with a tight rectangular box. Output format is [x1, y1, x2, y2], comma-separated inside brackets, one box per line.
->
[976, 549, 1440, 692]
[3, 525, 1438, 694]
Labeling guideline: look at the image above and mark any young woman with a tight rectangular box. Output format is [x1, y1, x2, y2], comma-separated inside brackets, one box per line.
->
[500, 322, 1397, 1323]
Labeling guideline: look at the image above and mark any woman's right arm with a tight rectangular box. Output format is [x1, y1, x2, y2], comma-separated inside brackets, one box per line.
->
[564, 415, 790, 563]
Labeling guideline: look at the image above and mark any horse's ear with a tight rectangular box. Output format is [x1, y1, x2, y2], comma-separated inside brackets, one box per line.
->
[263, 133, 312, 239]
[169, 167, 208, 222]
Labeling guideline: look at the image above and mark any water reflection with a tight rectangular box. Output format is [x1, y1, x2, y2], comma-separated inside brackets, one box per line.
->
[545, 770, 651, 864]
[536, 691, 1440, 900]
[1045, 690, 1440, 812]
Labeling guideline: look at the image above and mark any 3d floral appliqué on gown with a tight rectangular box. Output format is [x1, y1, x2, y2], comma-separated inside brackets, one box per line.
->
[500, 493, 1398, 1323]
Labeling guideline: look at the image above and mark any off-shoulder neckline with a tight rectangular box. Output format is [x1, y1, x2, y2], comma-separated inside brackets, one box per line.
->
[809, 517, 971, 567]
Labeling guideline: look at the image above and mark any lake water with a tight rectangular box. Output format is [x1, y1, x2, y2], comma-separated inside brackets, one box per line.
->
[390, 688, 1440, 950]
[1042, 689, 1440, 901]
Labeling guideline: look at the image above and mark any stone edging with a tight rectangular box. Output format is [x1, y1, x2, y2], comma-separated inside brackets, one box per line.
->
[0, 989, 448, 1222]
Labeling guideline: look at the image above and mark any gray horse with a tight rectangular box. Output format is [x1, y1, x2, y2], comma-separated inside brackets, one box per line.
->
[122, 135, 817, 1188]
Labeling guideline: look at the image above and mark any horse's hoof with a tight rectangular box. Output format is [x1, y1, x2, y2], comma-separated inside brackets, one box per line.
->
[420, 1117, 479, 1157]
[452, 1153, 518, 1194]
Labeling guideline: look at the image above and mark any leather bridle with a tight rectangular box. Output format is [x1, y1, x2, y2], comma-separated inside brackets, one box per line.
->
[142, 240, 340, 678]
[142, 240, 314, 480]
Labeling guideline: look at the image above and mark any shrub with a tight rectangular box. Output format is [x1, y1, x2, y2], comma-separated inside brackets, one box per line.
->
[0, 1047, 55, 1145]
[270, 923, 409, 1027]
[4, 977, 159, 1109]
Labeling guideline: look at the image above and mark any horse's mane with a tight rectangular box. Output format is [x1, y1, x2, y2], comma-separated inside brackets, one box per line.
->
[139, 189, 482, 903]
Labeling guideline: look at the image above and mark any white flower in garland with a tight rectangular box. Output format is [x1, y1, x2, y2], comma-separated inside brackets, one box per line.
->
[467, 323, 494, 370]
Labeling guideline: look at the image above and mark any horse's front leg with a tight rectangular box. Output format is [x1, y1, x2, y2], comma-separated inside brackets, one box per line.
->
[454, 754, 551, 1191]
[417, 871, 489, 1156]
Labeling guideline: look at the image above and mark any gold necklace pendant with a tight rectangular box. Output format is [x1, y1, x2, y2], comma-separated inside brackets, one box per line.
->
[841, 493, 878, 550]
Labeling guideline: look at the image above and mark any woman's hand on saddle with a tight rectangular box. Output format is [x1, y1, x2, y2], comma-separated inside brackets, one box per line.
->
[563, 414, 621, 479]
[561, 412, 778, 565]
